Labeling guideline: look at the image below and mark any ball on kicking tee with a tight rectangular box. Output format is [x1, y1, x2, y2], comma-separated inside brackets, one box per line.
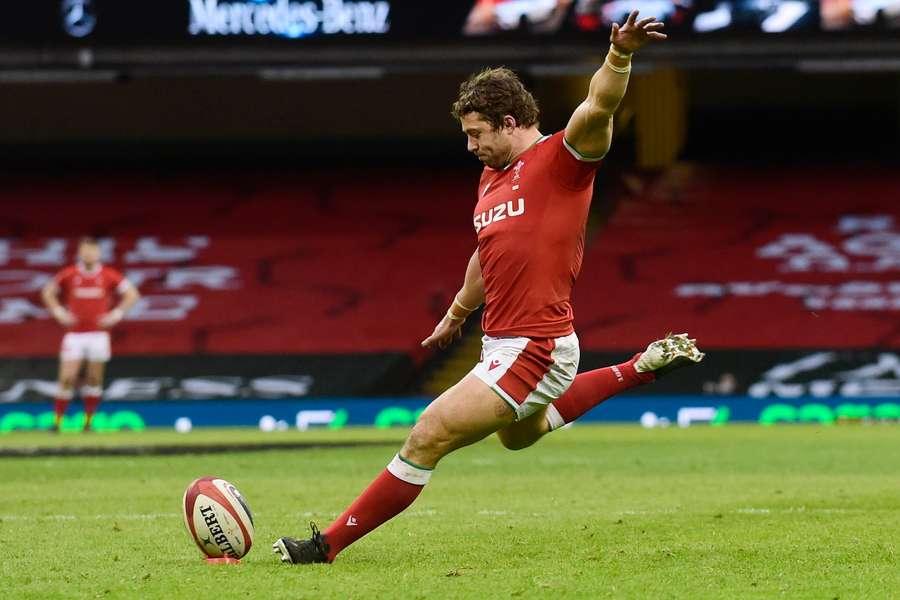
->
[183, 477, 255, 559]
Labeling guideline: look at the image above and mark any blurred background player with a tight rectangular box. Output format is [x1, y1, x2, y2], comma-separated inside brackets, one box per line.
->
[40, 237, 140, 432]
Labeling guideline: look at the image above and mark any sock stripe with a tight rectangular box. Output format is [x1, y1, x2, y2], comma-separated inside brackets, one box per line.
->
[396, 454, 433, 472]
[388, 454, 433, 485]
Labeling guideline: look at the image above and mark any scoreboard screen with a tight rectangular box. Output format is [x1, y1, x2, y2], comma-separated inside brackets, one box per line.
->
[1, 0, 898, 45]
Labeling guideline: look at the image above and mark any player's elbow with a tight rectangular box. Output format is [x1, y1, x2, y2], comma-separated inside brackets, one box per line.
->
[588, 102, 615, 122]
[40, 285, 55, 305]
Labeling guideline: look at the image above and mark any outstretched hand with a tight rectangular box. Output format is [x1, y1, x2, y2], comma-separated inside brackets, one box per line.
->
[610, 10, 667, 54]
[421, 314, 465, 350]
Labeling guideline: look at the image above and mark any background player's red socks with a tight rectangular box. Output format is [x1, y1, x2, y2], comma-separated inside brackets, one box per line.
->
[323, 454, 431, 561]
[547, 356, 655, 428]
[53, 390, 73, 429]
[82, 386, 103, 429]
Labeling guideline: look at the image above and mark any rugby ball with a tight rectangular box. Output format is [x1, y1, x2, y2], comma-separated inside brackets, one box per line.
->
[183, 477, 255, 559]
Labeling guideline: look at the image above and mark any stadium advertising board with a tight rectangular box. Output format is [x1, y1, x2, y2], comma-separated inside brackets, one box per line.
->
[1, 350, 897, 402]
[0, 354, 415, 401]
[1, 0, 897, 45]
[1, 396, 898, 432]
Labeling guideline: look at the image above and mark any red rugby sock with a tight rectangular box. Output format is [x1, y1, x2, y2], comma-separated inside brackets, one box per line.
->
[83, 391, 101, 429]
[53, 398, 70, 428]
[549, 355, 655, 426]
[323, 456, 430, 561]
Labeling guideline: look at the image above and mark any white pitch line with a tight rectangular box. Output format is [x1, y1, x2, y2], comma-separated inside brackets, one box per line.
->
[0, 512, 181, 521]
[613, 507, 876, 516]
[736, 507, 871, 515]
[0, 507, 885, 523]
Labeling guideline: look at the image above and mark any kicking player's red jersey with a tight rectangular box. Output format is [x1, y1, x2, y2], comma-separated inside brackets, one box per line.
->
[53, 264, 128, 332]
[474, 131, 600, 339]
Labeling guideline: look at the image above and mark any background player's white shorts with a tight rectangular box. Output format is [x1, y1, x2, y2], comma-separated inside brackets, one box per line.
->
[60, 332, 111, 363]
[471, 332, 580, 421]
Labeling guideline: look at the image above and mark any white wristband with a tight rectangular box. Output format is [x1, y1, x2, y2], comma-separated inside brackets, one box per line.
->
[446, 309, 466, 322]
[609, 45, 633, 59]
[453, 295, 478, 314]
[604, 57, 632, 75]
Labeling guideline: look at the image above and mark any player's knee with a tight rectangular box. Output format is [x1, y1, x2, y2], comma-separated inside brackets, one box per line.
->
[59, 376, 76, 390]
[403, 413, 452, 463]
[85, 375, 102, 387]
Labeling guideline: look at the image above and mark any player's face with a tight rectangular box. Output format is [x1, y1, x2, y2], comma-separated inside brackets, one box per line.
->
[461, 112, 513, 170]
[78, 243, 101, 267]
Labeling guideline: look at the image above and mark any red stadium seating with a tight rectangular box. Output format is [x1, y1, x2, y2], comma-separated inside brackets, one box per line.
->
[1, 164, 897, 359]
[574, 165, 900, 350]
[0, 170, 479, 357]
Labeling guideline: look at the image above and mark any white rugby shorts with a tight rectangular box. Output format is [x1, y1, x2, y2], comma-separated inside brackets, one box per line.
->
[60, 331, 111, 363]
[471, 332, 580, 420]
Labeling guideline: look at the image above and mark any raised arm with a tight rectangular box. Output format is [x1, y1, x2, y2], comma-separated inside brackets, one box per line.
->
[564, 11, 667, 160]
[421, 250, 484, 350]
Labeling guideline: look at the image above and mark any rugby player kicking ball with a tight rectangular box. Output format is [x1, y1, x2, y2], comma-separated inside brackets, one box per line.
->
[274, 11, 703, 564]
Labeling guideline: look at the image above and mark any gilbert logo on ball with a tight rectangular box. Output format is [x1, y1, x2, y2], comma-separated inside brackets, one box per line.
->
[183, 477, 255, 560]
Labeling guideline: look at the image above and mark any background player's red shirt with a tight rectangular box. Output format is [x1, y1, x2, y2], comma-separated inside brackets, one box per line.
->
[54, 264, 127, 332]
[474, 131, 599, 339]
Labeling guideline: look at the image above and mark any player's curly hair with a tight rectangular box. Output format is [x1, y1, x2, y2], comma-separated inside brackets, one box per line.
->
[451, 67, 539, 130]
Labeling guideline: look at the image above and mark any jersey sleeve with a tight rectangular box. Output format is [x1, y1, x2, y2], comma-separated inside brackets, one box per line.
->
[53, 266, 74, 289]
[548, 131, 602, 191]
[106, 268, 130, 294]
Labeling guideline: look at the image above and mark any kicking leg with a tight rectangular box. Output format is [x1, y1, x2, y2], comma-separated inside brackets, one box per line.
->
[550, 333, 704, 430]
[273, 373, 515, 564]
[497, 334, 705, 450]
[496, 407, 551, 451]
[496, 355, 656, 451]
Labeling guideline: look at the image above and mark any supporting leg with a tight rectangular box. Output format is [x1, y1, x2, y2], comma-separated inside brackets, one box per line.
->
[82, 361, 106, 431]
[275, 374, 515, 564]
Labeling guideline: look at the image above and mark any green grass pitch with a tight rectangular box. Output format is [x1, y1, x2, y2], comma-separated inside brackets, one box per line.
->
[2, 425, 899, 599]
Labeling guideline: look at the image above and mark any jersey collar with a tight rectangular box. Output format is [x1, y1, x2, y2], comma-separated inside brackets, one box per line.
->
[501, 134, 550, 171]
[76, 262, 102, 276]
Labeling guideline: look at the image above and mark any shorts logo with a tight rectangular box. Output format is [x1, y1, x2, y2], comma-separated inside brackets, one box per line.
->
[346, 516, 358, 527]
[488, 359, 502, 371]
[473, 198, 525, 233]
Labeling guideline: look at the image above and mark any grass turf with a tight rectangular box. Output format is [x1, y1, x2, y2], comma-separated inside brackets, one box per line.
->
[0, 427, 404, 449]
[2, 424, 898, 599]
